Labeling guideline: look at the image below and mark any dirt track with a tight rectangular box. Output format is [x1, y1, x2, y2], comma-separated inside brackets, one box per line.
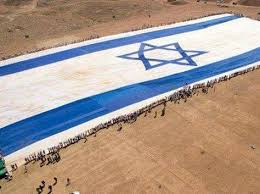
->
[0, 0, 260, 193]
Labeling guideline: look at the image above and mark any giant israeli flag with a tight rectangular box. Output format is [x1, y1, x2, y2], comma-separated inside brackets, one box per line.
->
[0, 14, 260, 161]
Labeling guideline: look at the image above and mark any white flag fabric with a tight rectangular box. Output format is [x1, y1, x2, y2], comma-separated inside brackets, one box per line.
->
[0, 14, 260, 160]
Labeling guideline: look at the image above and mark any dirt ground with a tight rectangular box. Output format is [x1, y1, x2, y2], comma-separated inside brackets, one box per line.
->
[0, 0, 260, 194]
[238, 0, 260, 7]
[0, 0, 260, 58]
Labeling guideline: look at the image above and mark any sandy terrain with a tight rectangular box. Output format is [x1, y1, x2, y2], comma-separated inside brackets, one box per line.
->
[0, 0, 260, 59]
[0, 68, 259, 194]
[0, 0, 260, 193]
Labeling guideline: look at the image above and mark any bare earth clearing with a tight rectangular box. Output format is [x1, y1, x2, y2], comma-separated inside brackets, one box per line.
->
[0, 0, 260, 193]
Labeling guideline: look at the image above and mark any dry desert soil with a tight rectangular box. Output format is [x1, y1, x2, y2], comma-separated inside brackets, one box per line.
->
[0, 0, 260, 194]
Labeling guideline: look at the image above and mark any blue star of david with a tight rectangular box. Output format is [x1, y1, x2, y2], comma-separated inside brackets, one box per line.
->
[118, 42, 207, 70]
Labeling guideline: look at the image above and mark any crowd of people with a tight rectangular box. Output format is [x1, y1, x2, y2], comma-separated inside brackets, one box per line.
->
[129, 12, 246, 32]
[11, 64, 258, 173]
[24, 150, 61, 168]
[35, 177, 71, 194]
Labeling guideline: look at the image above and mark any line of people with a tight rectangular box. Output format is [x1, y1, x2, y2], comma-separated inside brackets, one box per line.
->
[35, 177, 71, 194]
[1, 12, 244, 61]
[130, 12, 245, 32]
[10, 64, 260, 174]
